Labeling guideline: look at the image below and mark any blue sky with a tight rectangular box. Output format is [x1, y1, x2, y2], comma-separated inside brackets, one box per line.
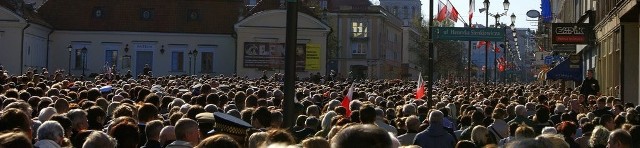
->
[371, 0, 541, 30]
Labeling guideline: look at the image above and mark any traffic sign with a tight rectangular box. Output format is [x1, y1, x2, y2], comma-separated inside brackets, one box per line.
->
[432, 27, 506, 41]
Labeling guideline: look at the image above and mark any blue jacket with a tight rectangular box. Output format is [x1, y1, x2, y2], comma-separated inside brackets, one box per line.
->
[413, 123, 456, 148]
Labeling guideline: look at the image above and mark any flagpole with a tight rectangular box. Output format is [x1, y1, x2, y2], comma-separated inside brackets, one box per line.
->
[427, 0, 434, 101]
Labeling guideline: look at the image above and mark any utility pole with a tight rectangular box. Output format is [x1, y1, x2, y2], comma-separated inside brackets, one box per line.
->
[427, 0, 434, 101]
[283, 0, 298, 128]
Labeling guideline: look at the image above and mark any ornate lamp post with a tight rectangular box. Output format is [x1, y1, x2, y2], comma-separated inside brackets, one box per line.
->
[67, 44, 72, 76]
[81, 47, 88, 78]
[482, 0, 510, 84]
[193, 49, 198, 75]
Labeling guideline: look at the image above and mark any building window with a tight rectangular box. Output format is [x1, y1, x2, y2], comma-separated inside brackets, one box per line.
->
[351, 19, 368, 38]
[140, 9, 154, 20]
[171, 52, 184, 71]
[75, 48, 86, 69]
[105, 50, 117, 68]
[187, 9, 200, 21]
[392, 6, 398, 16]
[351, 41, 367, 54]
[201, 52, 214, 73]
[403, 6, 409, 19]
[412, 6, 416, 18]
[93, 7, 105, 19]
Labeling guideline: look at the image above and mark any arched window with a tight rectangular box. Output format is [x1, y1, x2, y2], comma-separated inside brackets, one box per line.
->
[412, 6, 416, 18]
[403, 6, 408, 19]
[393, 6, 398, 16]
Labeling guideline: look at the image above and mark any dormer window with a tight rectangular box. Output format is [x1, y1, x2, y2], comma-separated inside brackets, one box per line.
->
[93, 7, 104, 19]
[140, 9, 154, 20]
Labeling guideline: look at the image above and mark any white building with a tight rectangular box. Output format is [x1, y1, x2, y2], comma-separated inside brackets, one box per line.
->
[234, 1, 330, 78]
[0, 0, 52, 74]
[34, 0, 243, 77]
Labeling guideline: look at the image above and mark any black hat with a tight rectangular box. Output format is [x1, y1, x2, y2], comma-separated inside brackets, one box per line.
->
[208, 112, 252, 135]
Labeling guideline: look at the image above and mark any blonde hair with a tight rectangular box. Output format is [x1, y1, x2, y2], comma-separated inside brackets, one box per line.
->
[589, 126, 610, 147]
[471, 126, 490, 146]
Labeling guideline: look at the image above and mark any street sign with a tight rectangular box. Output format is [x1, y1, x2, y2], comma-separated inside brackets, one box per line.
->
[432, 27, 505, 41]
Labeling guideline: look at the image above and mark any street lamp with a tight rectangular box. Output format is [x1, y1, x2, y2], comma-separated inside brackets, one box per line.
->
[193, 48, 198, 75]
[482, 0, 510, 84]
[67, 44, 72, 76]
[503, 0, 510, 11]
[188, 50, 192, 75]
[81, 47, 88, 78]
[510, 13, 516, 23]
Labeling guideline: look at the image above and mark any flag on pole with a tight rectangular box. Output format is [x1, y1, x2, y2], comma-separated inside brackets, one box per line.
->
[476, 41, 490, 49]
[415, 73, 424, 99]
[436, 1, 448, 22]
[447, 1, 459, 22]
[450, 5, 460, 22]
[469, 0, 475, 24]
[341, 83, 355, 117]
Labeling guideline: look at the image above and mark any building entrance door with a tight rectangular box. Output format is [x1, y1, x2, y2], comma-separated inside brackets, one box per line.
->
[136, 51, 153, 76]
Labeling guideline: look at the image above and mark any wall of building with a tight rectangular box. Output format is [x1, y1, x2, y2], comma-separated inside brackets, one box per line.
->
[623, 23, 638, 104]
[49, 31, 235, 77]
[0, 7, 26, 74]
[327, 6, 405, 79]
[22, 24, 51, 70]
[234, 10, 330, 78]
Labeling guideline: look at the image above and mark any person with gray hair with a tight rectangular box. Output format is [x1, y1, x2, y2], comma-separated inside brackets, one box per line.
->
[38, 107, 57, 122]
[166, 118, 200, 148]
[142, 120, 164, 148]
[508, 105, 534, 127]
[34, 121, 65, 148]
[397, 115, 420, 146]
[159, 126, 176, 147]
[66, 109, 88, 138]
[315, 111, 337, 138]
[375, 108, 398, 136]
[82, 131, 116, 148]
[327, 100, 341, 111]
[402, 104, 417, 116]
[414, 110, 455, 148]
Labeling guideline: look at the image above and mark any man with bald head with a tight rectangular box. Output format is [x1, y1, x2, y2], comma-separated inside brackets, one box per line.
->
[166, 119, 200, 148]
[413, 110, 455, 148]
[159, 126, 176, 147]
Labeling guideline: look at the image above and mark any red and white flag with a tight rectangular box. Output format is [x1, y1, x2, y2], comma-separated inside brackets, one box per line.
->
[436, 1, 448, 22]
[469, 0, 475, 24]
[341, 83, 355, 117]
[448, 1, 460, 22]
[415, 73, 424, 100]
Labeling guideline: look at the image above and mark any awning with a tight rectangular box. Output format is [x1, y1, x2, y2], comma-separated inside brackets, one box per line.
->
[546, 59, 582, 81]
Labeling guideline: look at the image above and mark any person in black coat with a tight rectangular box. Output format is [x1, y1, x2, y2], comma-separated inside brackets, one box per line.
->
[580, 70, 599, 101]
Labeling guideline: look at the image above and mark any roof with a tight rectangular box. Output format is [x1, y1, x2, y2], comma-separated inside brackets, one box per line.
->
[37, 0, 242, 34]
[327, 0, 374, 13]
[245, 0, 320, 19]
[0, 0, 52, 27]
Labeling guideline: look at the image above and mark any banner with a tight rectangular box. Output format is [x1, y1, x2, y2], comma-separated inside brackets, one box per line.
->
[243, 42, 306, 71]
[305, 44, 321, 70]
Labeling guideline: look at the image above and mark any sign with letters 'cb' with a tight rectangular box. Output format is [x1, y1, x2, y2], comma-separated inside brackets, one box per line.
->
[552, 23, 590, 44]
[432, 27, 505, 41]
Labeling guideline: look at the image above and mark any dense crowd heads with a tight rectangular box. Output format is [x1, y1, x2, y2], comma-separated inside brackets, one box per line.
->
[0, 66, 637, 148]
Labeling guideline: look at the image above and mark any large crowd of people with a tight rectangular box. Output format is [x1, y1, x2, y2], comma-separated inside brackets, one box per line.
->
[0, 66, 636, 148]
